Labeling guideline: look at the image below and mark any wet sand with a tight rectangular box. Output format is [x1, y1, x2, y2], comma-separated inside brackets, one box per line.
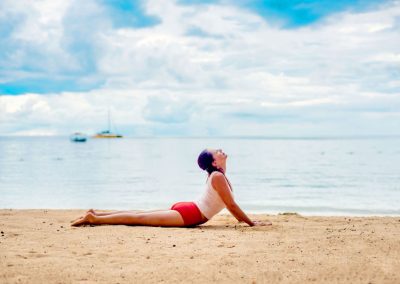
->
[1, 209, 399, 283]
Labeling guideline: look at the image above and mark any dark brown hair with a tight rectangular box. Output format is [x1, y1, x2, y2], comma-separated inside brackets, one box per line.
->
[197, 149, 222, 175]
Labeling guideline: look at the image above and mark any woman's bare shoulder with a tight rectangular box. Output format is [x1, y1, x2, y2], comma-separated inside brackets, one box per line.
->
[209, 171, 224, 181]
[210, 171, 224, 177]
[210, 172, 228, 188]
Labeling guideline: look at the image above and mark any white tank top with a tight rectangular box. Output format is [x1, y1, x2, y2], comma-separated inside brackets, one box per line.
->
[195, 172, 234, 220]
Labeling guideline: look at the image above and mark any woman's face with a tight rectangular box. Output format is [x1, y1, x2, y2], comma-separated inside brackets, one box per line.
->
[209, 148, 227, 168]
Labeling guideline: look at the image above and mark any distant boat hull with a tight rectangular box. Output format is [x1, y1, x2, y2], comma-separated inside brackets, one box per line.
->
[92, 134, 123, 138]
[70, 133, 87, 142]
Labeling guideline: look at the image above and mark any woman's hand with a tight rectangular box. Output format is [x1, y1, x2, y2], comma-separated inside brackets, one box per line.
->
[252, 220, 272, 226]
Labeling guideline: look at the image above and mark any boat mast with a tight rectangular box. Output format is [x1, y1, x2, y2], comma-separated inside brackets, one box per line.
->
[108, 109, 110, 132]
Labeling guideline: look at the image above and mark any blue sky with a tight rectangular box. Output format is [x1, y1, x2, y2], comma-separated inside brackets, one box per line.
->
[0, 0, 399, 136]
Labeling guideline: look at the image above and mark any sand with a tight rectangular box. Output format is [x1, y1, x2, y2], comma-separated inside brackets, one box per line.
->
[1, 209, 399, 284]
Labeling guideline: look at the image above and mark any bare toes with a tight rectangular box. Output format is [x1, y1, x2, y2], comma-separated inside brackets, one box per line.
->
[71, 212, 96, 227]
[70, 216, 84, 223]
[71, 217, 86, 226]
[87, 209, 97, 215]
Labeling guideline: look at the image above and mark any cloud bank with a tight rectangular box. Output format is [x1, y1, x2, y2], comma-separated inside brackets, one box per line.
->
[0, 0, 399, 136]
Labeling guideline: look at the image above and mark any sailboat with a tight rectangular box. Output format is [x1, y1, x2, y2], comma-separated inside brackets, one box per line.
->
[70, 132, 87, 142]
[93, 110, 123, 138]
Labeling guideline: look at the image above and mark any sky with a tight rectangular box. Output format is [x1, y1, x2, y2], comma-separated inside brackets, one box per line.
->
[0, 0, 399, 137]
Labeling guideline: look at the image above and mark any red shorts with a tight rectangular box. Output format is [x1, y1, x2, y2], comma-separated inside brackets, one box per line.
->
[170, 202, 207, 227]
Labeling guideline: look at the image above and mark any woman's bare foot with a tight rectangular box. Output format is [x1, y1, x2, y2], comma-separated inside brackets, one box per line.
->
[70, 209, 97, 224]
[71, 212, 96, 226]
[87, 209, 96, 215]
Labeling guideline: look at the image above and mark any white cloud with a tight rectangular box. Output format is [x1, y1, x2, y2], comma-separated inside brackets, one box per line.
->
[0, 0, 399, 136]
[368, 53, 400, 63]
[0, 0, 76, 72]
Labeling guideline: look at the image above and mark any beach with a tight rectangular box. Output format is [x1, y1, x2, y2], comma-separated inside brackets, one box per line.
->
[1, 210, 399, 283]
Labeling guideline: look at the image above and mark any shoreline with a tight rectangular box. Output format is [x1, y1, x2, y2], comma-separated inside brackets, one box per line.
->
[1, 209, 400, 283]
[1, 208, 399, 217]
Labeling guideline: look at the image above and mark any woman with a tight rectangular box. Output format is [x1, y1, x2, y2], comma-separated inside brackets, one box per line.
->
[71, 148, 271, 227]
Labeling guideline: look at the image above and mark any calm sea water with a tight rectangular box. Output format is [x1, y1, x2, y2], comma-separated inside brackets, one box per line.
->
[0, 136, 399, 216]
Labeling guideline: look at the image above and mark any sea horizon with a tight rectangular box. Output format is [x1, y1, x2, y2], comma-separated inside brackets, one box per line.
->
[2, 134, 400, 139]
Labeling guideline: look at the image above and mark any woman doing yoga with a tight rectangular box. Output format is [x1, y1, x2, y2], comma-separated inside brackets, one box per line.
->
[71, 148, 271, 227]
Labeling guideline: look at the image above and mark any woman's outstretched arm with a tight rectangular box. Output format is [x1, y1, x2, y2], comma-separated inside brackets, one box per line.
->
[211, 172, 256, 226]
[225, 202, 255, 226]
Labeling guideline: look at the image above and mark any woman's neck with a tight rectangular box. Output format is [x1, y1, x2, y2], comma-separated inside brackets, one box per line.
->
[220, 163, 226, 173]
[216, 164, 227, 174]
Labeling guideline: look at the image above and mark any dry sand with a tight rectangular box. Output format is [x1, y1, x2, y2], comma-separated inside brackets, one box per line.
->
[1, 209, 399, 284]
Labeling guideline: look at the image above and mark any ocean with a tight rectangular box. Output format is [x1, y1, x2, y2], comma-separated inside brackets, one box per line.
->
[0, 136, 399, 216]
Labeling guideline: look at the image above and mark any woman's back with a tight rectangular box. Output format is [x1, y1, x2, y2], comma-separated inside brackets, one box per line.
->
[195, 172, 234, 220]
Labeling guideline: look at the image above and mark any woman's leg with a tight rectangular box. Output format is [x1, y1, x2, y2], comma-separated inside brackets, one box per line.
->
[70, 209, 170, 224]
[71, 210, 185, 227]
[88, 209, 168, 216]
